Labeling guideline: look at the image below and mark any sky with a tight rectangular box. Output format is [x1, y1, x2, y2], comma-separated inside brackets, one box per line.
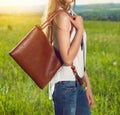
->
[0, 0, 120, 6]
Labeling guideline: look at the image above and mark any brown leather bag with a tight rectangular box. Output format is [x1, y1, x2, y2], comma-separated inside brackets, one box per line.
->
[9, 10, 68, 89]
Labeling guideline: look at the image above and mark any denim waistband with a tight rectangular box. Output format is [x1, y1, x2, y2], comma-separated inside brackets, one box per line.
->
[55, 80, 80, 87]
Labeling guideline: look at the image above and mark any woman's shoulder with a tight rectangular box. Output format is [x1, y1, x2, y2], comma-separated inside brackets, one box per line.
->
[56, 9, 70, 21]
[54, 9, 71, 30]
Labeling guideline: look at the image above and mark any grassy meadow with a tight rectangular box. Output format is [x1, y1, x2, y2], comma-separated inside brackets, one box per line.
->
[0, 15, 120, 115]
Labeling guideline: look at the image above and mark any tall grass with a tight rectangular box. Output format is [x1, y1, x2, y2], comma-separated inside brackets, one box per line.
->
[85, 21, 120, 115]
[0, 15, 120, 115]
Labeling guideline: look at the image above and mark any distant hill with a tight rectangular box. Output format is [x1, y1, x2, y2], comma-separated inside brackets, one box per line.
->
[74, 3, 120, 21]
[0, 3, 120, 21]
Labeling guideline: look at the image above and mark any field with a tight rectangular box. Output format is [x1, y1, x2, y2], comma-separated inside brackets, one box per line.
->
[0, 15, 120, 115]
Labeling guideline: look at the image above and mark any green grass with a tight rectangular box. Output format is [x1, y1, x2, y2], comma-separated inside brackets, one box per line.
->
[0, 15, 120, 115]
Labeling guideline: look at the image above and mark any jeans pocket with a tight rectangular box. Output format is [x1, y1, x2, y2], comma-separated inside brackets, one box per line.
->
[62, 82, 77, 93]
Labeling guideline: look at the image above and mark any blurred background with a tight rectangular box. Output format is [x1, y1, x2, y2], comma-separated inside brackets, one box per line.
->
[0, 0, 120, 114]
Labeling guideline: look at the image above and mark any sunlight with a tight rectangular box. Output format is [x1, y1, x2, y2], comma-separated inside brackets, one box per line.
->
[0, 0, 120, 6]
[0, 0, 48, 6]
[0, 0, 48, 13]
[0, 0, 120, 14]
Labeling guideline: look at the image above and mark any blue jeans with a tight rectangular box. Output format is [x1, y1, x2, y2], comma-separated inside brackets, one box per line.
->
[52, 81, 91, 115]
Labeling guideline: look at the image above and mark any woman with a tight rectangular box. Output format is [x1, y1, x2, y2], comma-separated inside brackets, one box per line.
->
[43, 0, 94, 115]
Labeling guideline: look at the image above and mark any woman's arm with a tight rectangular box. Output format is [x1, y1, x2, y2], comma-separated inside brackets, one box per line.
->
[54, 12, 84, 66]
[84, 71, 94, 109]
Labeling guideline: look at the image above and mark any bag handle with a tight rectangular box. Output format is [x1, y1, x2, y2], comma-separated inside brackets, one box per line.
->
[40, 9, 71, 30]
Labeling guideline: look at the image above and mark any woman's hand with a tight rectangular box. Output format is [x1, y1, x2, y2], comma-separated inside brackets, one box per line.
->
[70, 15, 84, 33]
[84, 71, 94, 109]
[85, 86, 94, 109]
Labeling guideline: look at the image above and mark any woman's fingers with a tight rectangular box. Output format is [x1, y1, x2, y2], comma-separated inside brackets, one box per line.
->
[90, 95, 94, 109]
[86, 92, 91, 107]
[86, 88, 94, 109]
[89, 94, 94, 109]
[69, 15, 84, 31]
[69, 16, 76, 23]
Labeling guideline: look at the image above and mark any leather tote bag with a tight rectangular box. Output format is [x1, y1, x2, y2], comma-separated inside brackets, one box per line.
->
[9, 10, 67, 89]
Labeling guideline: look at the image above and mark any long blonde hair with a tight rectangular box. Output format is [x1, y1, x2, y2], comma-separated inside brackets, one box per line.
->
[43, 0, 76, 42]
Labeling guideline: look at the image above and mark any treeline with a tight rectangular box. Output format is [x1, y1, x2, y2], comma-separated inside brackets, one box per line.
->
[74, 3, 120, 21]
